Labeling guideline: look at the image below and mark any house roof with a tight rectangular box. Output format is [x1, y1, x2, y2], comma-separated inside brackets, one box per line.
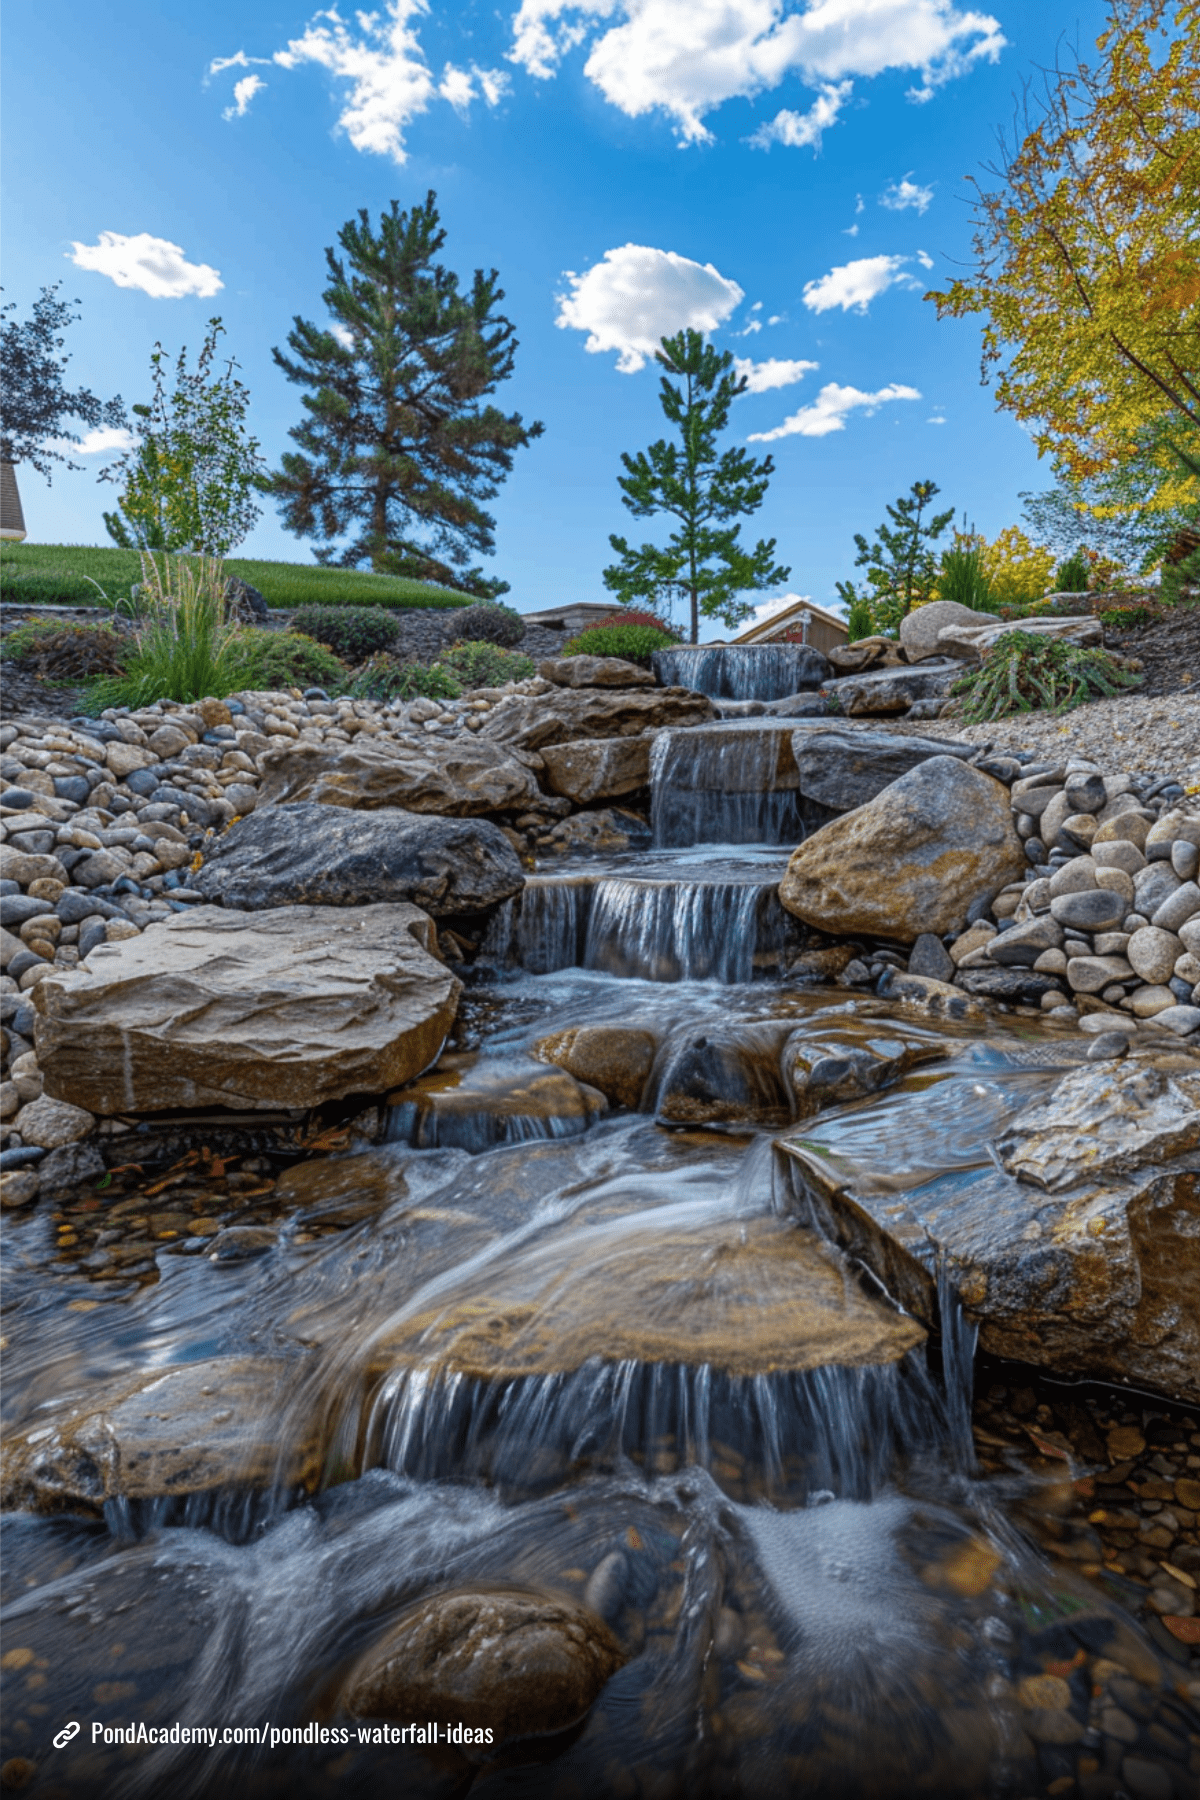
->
[731, 598, 849, 644]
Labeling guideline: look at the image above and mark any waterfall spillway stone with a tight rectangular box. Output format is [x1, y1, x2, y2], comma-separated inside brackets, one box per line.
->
[652, 642, 830, 700]
[650, 723, 832, 848]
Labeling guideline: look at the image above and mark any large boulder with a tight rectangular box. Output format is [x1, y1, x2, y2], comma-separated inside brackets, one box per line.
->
[779, 756, 1026, 943]
[33, 903, 460, 1114]
[538, 655, 656, 688]
[824, 663, 961, 716]
[540, 735, 652, 804]
[341, 1589, 626, 1743]
[194, 803, 524, 916]
[900, 600, 1002, 662]
[778, 1051, 1200, 1400]
[255, 736, 541, 817]
[938, 615, 1103, 658]
[791, 726, 978, 812]
[482, 685, 714, 752]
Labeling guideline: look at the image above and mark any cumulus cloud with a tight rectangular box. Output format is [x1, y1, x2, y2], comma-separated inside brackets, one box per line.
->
[556, 244, 744, 372]
[748, 380, 921, 440]
[749, 80, 851, 151]
[508, 0, 1005, 143]
[68, 232, 223, 299]
[734, 355, 818, 392]
[211, 2, 506, 162]
[224, 74, 266, 118]
[56, 427, 138, 456]
[750, 589, 813, 624]
[881, 173, 934, 212]
[801, 253, 925, 314]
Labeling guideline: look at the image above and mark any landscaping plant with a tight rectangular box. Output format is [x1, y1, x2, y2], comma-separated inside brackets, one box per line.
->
[445, 600, 525, 647]
[233, 630, 347, 693]
[951, 628, 1142, 722]
[438, 640, 533, 687]
[350, 655, 462, 703]
[562, 623, 678, 667]
[1, 619, 127, 681]
[936, 535, 994, 610]
[86, 552, 246, 710]
[836, 479, 955, 632]
[290, 605, 399, 660]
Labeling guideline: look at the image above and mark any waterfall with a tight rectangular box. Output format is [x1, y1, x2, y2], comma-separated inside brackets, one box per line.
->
[653, 642, 828, 701]
[650, 726, 806, 847]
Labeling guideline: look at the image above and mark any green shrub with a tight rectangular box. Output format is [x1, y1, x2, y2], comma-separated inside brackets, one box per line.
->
[234, 631, 348, 692]
[437, 640, 534, 688]
[1053, 549, 1090, 593]
[595, 609, 680, 637]
[290, 605, 398, 660]
[445, 601, 525, 648]
[936, 543, 993, 610]
[350, 655, 462, 702]
[844, 589, 875, 642]
[951, 629, 1141, 723]
[561, 624, 678, 666]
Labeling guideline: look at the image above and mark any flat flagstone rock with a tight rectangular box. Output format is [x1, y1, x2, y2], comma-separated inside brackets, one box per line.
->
[789, 726, 978, 812]
[540, 735, 653, 804]
[481, 684, 715, 752]
[33, 903, 460, 1114]
[256, 734, 541, 817]
[193, 802, 524, 916]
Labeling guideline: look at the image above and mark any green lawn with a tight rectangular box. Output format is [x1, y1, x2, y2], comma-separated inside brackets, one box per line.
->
[0, 542, 475, 610]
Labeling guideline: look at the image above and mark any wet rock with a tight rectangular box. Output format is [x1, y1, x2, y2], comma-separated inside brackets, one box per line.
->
[540, 736, 652, 805]
[779, 1052, 1200, 1400]
[881, 970, 990, 1019]
[899, 599, 1002, 661]
[194, 803, 524, 916]
[536, 809, 652, 857]
[1, 1358, 320, 1509]
[652, 1021, 792, 1124]
[538, 655, 656, 688]
[825, 663, 960, 716]
[34, 903, 460, 1114]
[341, 1588, 626, 1743]
[481, 685, 715, 752]
[783, 1024, 944, 1117]
[907, 933, 955, 982]
[988, 918, 1064, 966]
[789, 726, 977, 812]
[256, 735, 541, 817]
[10, 1095, 94, 1149]
[35, 1140, 105, 1196]
[531, 1025, 658, 1110]
[387, 1054, 608, 1152]
[779, 757, 1025, 943]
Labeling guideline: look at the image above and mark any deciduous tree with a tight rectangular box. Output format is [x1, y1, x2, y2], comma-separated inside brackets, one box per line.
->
[603, 330, 788, 644]
[0, 284, 124, 480]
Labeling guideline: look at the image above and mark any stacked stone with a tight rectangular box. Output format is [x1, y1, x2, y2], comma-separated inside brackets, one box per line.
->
[948, 758, 1200, 1039]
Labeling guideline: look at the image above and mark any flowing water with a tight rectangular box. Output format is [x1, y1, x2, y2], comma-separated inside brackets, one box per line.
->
[2, 773, 1195, 1797]
[652, 644, 826, 702]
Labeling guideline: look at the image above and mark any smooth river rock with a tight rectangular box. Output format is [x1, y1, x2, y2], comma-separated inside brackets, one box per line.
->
[194, 802, 524, 916]
[779, 757, 1025, 943]
[532, 1024, 658, 1110]
[789, 726, 977, 812]
[256, 735, 541, 817]
[342, 1589, 626, 1742]
[899, 600, 1002, 661]
[33, 903, 460, 1114]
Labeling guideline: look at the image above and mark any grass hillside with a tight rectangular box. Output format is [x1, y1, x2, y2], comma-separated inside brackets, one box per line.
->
[0, 543, 475, 611]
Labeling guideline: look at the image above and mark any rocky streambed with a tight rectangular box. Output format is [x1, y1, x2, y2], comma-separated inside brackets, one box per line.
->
[2, 647, 1199, 1800]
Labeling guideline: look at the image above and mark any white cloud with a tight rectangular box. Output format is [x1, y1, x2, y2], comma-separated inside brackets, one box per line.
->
[801, 252, 923, 314]
[751, 589, 812, 624]
[330, 322, 355, 348]
[207, 50, 273, 77]
[750, 80, 851, 150]
[881, 173, 934, 212]
[224, 74, 266, 118]
[68, 232, 223, 299]
[272, 0, 436, 161]
[556, 244, 744, 372]
[507, 0, 1005, 144]
[440, 62, 511, 112]
[734, 355, 818, 392]
[54, 427, 138, 457]
[927, 413, 947, 424]
[915, 249, 934, 269]
[748, 380, 921, 440]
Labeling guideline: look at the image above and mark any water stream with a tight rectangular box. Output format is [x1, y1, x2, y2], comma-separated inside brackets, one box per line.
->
[2, 767, 1194, 1798]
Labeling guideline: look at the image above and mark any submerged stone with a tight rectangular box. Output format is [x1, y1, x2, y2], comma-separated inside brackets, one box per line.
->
[532, 1025, 658, 1110]
[387, 1052, 608, 1152]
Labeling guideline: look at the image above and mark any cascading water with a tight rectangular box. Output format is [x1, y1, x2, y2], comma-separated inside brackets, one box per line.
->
[653, 641, 828, 701]
[650, 724, 826, 847]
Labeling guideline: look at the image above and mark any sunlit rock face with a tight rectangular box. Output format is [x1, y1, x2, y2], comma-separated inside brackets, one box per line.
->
[34, 902, 460, 1113]
[256, 733, 541, 816]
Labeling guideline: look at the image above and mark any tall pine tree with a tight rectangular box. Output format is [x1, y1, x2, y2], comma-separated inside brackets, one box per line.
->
[603, 330, 789, 644]
[272, 194, 542, 594]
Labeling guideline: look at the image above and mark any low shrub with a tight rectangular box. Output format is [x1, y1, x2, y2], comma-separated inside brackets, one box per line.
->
[85, 554, 246, 710]
[233, 631, 348, 693]
[445, 601, 525, 648]
[594, 609, 679, 637]
[437, 640, 534, 688]
[290, 605, 399, 660]
[350, 655, 462, 703]
[935, 542, 993, 611]
[951, 629, 1142, 723]
[1, 620, 128, 681]
[1052, 549, 1091, 594]
[561, 624, 678, 667]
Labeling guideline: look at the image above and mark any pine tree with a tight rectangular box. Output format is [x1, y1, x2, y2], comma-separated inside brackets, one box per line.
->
[838, 479, 955, 633]
[603, 330, 789, 644]
[271, 194, 542, 596]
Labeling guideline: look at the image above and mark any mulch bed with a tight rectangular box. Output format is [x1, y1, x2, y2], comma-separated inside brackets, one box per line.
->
[1097, 601, 1200, 699]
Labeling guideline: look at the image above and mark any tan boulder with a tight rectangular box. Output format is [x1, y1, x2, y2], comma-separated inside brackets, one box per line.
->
[779, 756, 1025, 943]
[33, 903, 460, 1114]
[538, 655, 656, 688]
[10, 1094, 94, 1149]
[387, 1052, 607, 1150]
[540, 735, 652, 804]
[532, 1024, 658, 1109]
[482, 685, 714, 752]
[900, 600, 1002, 661]
[104, 740, 156, 778]
[255, 735, 540, 817]
[937, 615, 1102, 658]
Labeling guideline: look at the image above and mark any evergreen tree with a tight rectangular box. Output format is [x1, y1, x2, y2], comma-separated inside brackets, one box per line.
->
[603, 330, 789, 644]
[0, 284, 125, 480]
[836, 479, 955, 633]
[272, 194, 542, 596]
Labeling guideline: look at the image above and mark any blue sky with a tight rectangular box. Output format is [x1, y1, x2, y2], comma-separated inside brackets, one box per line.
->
[3, 0, 1111, 631]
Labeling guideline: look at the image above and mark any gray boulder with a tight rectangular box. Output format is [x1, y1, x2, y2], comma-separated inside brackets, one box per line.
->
[790, 725, 978, 812]
[194, 803, 524, 916]
[899, 600, 1002, 662]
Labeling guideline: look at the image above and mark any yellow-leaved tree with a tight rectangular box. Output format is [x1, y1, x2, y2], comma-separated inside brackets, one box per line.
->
[928, 0, 1200, 503]
[978, 526, 1056, 605]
